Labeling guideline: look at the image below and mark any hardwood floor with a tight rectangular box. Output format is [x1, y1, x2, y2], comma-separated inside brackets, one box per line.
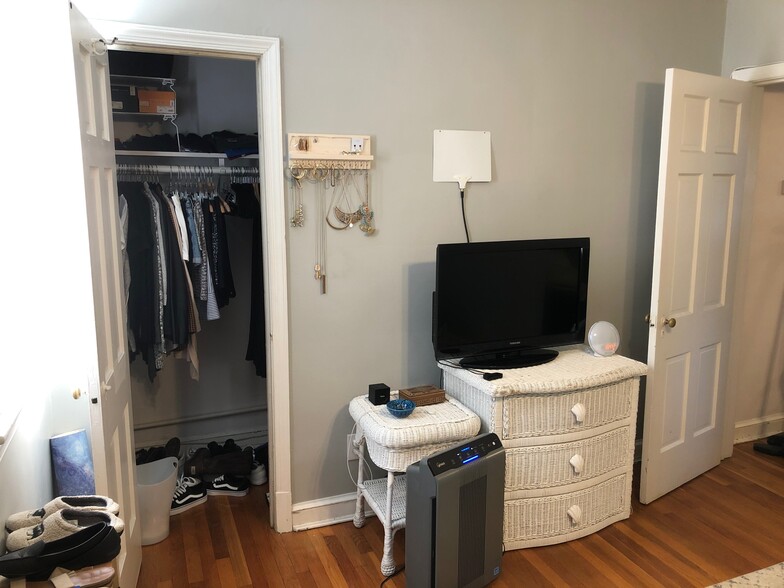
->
[139, 442, 784, 587]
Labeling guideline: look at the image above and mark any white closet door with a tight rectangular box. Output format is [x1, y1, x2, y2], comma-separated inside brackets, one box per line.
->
[70, 4, 141, 585]
[641, 68, 757, 504]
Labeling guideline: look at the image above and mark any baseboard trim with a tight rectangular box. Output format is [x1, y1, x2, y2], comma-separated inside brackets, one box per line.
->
[292, 491, 374, 531]
[734, 413, 784, 444]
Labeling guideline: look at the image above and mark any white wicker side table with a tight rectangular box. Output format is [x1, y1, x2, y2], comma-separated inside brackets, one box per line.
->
[348, 392, 480, 576]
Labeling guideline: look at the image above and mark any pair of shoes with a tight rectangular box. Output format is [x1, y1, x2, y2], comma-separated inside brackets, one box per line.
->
[135, 437, 181, 465]
[207, 438, 241, 456]
[170, 477, 208, 515]
[0, 522, 120, 580]
[184, 446, 253, 477]
[6, 496, 120, 534]
[25, 564, 115, 587]
[6, 509, 125, 552]
[250, 462, 267, 486]
[204, 474, 249, 497]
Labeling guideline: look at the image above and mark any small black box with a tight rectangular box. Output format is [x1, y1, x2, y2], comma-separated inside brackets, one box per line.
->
[111, 85, 139, 113]
[369, 383, 390, 406]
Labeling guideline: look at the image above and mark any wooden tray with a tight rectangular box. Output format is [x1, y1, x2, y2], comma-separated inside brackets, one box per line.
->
[399, 385, 446, 406]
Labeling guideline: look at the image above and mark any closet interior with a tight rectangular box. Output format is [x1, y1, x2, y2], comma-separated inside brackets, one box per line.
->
[108, 49, 269, 482]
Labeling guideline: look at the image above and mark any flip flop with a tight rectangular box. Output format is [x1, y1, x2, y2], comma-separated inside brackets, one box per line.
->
[22, 564, 115, 587]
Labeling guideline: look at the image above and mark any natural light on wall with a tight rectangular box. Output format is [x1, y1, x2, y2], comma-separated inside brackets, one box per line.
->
[0, 4, 98, 456]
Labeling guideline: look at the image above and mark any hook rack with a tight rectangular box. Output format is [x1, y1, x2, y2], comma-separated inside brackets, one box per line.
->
[287, 133, 373, 171]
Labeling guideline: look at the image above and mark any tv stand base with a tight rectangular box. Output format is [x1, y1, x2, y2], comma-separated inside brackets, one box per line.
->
[460, 349, 558, 370]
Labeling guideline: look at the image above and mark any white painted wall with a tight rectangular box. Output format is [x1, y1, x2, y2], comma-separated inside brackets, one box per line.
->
[0, 1, 99, 550]
[722, 0, 784, 76]
[730, 88, 784, 441]
[0, 1, 730, 530]
[722, 0, 784, 441]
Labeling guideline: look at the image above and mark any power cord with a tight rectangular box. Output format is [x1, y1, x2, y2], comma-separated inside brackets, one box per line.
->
[379, 564, 405, 586]
[437, 359, 503, 381]
[460, 188, 470, 243]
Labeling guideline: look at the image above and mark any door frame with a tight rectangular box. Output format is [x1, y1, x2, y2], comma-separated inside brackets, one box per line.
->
[721, 61, 784, 458]
[88, 20, 293, 531]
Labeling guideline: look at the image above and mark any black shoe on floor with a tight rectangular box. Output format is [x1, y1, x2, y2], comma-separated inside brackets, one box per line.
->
[753, 442, 784, 456]
[171, 476, 208, 515]
[766, 433, 784, 446]
[205, 474, 249, 497]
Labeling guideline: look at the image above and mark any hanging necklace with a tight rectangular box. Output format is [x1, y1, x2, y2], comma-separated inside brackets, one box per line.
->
[289, 167, 305, 227]
[315, 174, 327, 293]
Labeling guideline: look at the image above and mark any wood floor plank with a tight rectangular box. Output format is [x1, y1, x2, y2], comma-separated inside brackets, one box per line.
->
[137, 442, 784, 587]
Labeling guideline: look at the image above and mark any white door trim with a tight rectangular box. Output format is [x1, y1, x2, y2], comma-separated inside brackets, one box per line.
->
[732, 61, 784, 85]
[88, 20, 293, 532]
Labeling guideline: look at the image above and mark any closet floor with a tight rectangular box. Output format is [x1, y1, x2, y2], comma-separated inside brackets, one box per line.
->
[139, 441, 784, 587]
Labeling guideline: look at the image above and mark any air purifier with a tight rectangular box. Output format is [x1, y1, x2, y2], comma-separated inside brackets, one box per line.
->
[406, 432, 505, 587]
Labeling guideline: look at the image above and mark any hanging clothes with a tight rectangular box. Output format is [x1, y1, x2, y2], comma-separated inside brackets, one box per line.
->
[119, 174, 264, 381]
[202, 198, 236, 308]
[233, 183, 267, 378]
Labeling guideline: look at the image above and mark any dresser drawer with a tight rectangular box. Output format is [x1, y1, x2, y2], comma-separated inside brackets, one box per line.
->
[503, 473, 631, 547]
[501, 378, 638, 439]
[505, 426, 632, 491]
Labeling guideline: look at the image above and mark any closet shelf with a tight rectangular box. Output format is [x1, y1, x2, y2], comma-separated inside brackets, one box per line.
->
[116, 151, 259, 159]
[110, 74, 176, 88]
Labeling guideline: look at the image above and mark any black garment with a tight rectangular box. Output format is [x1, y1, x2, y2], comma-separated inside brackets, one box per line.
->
[202, 198, 236, 308]
[122, 182, 158, 381]
[232, 184, 266, 377]
[149, 184, 190, 351]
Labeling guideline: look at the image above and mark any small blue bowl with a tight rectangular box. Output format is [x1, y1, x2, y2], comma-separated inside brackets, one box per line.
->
[387, 399, 415, 418]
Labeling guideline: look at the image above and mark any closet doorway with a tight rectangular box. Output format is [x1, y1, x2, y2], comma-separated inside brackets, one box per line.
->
[88, 19, 292, 532]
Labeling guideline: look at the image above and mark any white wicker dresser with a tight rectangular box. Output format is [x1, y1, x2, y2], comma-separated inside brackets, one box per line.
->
[440, 348, 647, 550]
[348, 392, 480, 575]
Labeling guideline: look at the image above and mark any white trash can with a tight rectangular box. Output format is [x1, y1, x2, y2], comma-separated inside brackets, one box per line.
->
[136, 457, 178, 545]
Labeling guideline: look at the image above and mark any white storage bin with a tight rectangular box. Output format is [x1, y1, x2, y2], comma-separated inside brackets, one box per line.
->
[136, 457, 178, 545]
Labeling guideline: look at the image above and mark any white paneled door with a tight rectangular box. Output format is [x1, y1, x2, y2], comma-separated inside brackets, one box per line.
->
[69, 5, 142, 585]
[640, 69, 758, 504]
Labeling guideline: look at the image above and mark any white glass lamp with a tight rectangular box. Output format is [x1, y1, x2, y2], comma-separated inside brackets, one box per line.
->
[587, 321, 620, 357]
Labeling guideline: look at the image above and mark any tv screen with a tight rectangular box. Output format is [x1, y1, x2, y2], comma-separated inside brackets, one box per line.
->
[433, 238, 590, 369]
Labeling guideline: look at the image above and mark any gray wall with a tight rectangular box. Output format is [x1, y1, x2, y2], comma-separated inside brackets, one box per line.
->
[77, 0, 728, 503]
[723, 0, 784, 76]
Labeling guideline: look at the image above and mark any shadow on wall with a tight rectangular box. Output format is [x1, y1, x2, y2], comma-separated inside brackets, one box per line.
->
[626, 81, 664, 363]
[626, 81, 665, 438]
[406, 262, 441, 388]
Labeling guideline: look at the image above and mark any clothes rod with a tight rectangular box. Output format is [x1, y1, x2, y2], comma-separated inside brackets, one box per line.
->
[117, 164, 259, 175]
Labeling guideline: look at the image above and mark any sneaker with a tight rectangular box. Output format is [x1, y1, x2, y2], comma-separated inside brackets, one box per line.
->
[205, 474, 249, 497]
[250, 462, 267, 486]
[170, 477, 208, 515]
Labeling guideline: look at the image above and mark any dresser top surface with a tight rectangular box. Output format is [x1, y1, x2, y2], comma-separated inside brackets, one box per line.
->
[440, 349, 648, 398]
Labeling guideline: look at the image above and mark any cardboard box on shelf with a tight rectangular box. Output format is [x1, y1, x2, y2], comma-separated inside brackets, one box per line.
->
[137, 89, 176, 114]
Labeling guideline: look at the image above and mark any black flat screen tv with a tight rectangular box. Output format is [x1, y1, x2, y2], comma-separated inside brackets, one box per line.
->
[432, 238, 590, 369]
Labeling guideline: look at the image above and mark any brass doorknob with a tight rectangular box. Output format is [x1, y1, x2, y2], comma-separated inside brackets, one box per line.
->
[663, 317, 677, 328]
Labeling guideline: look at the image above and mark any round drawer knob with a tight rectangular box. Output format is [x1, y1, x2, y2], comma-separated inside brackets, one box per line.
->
[569, 454, 584, 475]
[571, 402, 586, 423]
[567, 504, 582, 525]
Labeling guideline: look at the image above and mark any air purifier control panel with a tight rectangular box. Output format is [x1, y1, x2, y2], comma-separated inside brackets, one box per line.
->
[427, 432, 502, 476]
